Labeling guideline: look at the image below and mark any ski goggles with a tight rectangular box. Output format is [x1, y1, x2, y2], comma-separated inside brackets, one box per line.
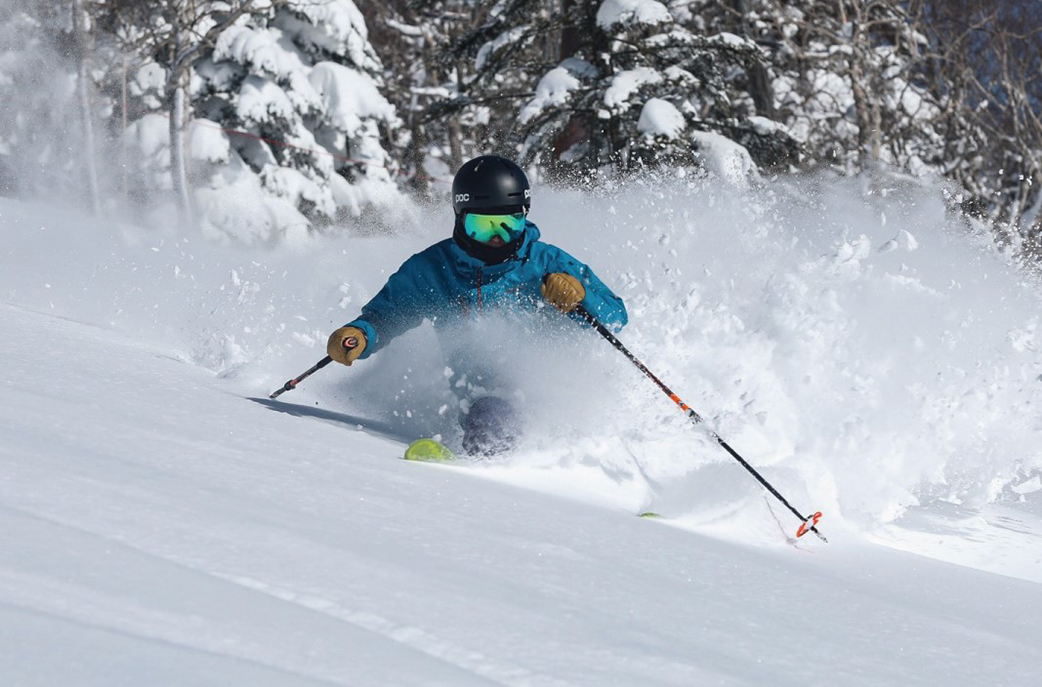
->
[463, 210, 526, 244]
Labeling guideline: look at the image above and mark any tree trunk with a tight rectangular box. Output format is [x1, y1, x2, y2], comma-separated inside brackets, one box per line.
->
[447, 117, 464, 172]
[730, 0, 774, 117]
[843, 1, 879, 172]
[73, 0, 100, 214]
[122, 56, 128, 203]
[169, 67, 192, 221]
[1019, 169, 1042, 233]
[559, 0, 581, 60]
[409, 31, 434, 196]
[551, 0, 596, 165]
[447, 57, 466, 170]
[849, 57, 880, 172]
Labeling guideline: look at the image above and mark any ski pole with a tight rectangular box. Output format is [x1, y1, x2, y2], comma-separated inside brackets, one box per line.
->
[269, 336, 360, 400]
[574, 305, 826, 542]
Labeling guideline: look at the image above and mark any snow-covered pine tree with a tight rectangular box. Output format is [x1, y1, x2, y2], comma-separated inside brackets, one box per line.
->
[99, 0, 269, 221]
[194, 0, 407, 234]
[105, 0, 406, 241]
[512, 0, 799, 179]
[420, 0, 799, 181]
[414, 0, 561, 165]
[356, 0, 484, 194]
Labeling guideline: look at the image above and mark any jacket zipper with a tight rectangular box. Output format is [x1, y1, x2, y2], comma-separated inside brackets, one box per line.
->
[476, 267, 483, 311]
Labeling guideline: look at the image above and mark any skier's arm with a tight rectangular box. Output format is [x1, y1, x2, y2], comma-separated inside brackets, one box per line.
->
[344, 255, 430, 359]
[545, 248, 628, 330]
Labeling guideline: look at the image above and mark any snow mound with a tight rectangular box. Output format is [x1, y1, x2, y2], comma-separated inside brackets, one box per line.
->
[237, 75, 297, 125]
[520, 67, 581, 124]
[604, 67, 661, 110]
[190, 122, 232, 166]
[475, 26, 527, 72]
[275, 0, 379, 73]
[596, 0, 672, 30]
[214, 25, 307, 81]
[638, 98, 685, 138]
[310, 62, 397, 135]
[690, 130, 758, 186]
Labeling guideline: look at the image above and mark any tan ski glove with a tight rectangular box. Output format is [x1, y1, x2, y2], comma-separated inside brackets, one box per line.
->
[326, 326, 367, 366]
[541, 273, 586, 313]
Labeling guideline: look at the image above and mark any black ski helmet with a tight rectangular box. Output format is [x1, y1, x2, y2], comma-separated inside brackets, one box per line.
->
[451, 155, 531, 216]
[451, 155, 532, 265]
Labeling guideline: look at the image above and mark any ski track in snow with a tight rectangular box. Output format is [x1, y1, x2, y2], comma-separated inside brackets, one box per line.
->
[12, 491, 569, 684]
[2, 180, 1042, 685]
[2, 503, 535, 687]
[211, 574, 571, 687]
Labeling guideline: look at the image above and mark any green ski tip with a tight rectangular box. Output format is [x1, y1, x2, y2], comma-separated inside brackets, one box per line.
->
[638, 512, 663, 519]
[404, 438, 458, 463]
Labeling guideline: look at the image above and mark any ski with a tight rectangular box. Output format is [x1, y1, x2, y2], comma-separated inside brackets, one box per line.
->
[404, 438, 458, 463]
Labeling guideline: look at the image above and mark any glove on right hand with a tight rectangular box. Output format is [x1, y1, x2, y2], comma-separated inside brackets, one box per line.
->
[541, 272, 586, 314]
[326, 326, 367, 366]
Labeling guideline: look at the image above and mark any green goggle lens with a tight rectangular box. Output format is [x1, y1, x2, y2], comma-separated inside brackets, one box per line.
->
[463, 212, 526, 243]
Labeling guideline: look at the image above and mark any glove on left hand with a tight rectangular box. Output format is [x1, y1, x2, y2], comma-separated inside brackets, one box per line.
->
[326, 326, 367, 366]
[541, 272, 585, 313]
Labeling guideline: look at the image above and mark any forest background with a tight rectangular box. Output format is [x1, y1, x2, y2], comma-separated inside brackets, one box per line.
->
[1, 0, 1040, 263]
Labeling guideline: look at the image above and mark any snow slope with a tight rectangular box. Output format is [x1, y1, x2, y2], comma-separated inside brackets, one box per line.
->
[2, 302, 1040, 686]
[2, 169, 1042, 684]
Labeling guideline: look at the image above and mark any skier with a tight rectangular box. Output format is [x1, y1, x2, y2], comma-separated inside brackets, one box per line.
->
[325, 155, 628, 455]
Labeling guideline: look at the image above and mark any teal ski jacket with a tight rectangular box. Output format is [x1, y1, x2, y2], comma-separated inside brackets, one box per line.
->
[346, 221, 627, 360]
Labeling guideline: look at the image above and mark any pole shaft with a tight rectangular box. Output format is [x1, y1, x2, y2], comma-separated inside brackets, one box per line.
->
[270, 356, 333, 399]
[269, 336, 360, 400]
[575, 306, 819, 533]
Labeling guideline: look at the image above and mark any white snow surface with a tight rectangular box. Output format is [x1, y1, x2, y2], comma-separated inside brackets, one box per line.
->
[310, 61, 398, 135]
[596, 0, 673, 30]
[747, 114, 789, 137]
[475, 26, 528, 72]
[237, 74, 298, 127]
[215, 24, 309, 82]
[707, 31, 759, 51]
[604, 67, 662, 110]
[520, 67, 582, 124]
[638, 98, 685, 138]
[690, 130, 758, 186]
[2, 171, 1042, 684]
[275, 0, 379, 74]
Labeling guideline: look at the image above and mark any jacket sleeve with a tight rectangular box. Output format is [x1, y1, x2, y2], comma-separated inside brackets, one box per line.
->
[344, 253, 431, 359]
[544, 246, 628, 331]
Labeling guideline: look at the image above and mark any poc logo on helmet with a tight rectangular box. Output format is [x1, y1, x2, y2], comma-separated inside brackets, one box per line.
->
[455, 193, 470, 203]
[524, 189, 531, 199]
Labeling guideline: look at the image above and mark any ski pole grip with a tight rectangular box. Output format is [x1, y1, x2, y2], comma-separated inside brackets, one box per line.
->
[343, 336, 359, 350]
